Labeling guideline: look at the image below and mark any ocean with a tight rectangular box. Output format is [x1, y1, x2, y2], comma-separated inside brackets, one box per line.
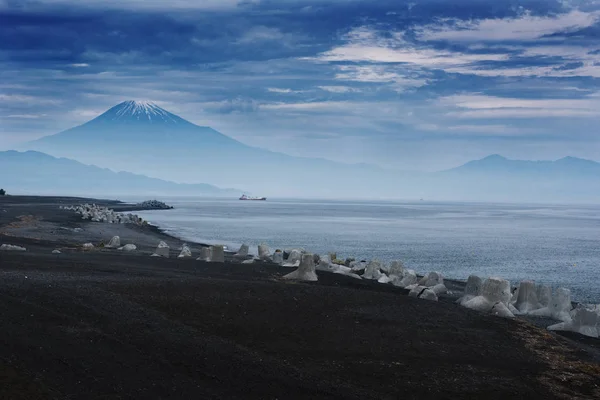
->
[135, 198, 600, 303]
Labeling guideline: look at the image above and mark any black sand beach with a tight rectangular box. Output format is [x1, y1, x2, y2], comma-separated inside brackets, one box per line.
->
[1, 196, 599, 399]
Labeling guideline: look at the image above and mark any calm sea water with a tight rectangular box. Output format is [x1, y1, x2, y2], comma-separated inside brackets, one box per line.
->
[135, 198, 600, 303]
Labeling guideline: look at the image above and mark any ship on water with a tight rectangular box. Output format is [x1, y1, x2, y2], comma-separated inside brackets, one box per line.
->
[239, 194, 267, 201]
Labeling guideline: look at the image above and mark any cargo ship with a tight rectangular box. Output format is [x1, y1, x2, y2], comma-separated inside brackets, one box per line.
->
[239, 194, 267, 201]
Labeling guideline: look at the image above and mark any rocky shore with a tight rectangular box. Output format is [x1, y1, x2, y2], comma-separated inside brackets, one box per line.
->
[0, 195, 599, 399]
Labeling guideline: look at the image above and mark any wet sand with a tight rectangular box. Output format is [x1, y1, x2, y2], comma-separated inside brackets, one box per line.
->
[0, 195, 599, 399]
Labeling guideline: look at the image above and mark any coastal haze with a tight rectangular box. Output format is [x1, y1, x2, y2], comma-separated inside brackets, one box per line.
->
[3, 99, 599, 202]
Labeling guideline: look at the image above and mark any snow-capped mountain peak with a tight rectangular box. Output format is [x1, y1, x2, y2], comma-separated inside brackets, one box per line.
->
[99, 100, 182, 124]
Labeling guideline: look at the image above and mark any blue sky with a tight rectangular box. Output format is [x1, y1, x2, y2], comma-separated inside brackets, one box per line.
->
[1, 0, 600, 170]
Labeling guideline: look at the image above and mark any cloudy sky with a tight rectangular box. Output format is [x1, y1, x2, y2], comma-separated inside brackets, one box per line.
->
[1, 0, 600, 170]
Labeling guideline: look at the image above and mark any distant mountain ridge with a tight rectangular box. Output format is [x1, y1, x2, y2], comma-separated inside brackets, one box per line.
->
[0, 150, 238, 196]
[20, 100, 600, 201]
[446, 154, 600, 176]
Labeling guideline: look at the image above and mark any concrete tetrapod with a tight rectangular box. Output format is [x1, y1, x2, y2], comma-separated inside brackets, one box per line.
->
[283, 253, 318, 282]
[418, 271, 444, 287]
[152, 241, 170, 258]
[197, 247, 212, 262]
[106, 236, 121, 249]
[258, 244, 271, 261]
[234, 244, 249, 259]
[272, 251, 284, 265]
[178, 244, 192, 258]
[388, 261, 405, 278]
[548, 304, 600, 338]
[392, 269, 418, 288]
[282, 249, 302, 267]
[462, 277, 514, 318]
[514, 281, 541, 314]
[457, 275, 483, 306]
[210, 245, 225, 263]
[529, 287, 573, 322]
[362, 260, 383, 280]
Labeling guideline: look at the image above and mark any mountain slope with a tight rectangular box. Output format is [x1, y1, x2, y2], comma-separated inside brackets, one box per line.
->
[0, 150, 237, 196]
[25, 100, 398, 196]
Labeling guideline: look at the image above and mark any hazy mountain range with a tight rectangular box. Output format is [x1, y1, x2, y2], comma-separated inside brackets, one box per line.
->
[10, 100, 600, 202]
[0, 150, 237, 197]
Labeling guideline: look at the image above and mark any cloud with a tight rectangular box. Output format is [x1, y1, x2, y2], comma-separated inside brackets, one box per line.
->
[237, 26, 286, 43]
[448, 109, 599, 118]
[1, 0, 253, 10]
[418, 10, 600, 42]
[2, 113, 48, 119]
[441, 94, 599, 110]
[261, 101, 355, 112]
[441, 94, 600, 118]
[267, 88, 305, 94]
[317, 85, 360, 93]
[316, 36, 508, 66]
[0, 94, 60, 104]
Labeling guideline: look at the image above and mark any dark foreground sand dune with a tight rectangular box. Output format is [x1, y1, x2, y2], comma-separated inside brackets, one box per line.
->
[0, 196, 599, 399]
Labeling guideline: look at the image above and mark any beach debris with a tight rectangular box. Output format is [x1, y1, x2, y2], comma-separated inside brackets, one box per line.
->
[152, 241, 170, 258]
[283, 253, 318, 282]
[282, 249, 302, 267]
[457, 275, 483, 306]
[419, 271, 444, 287]
[272, 250, 284, 265]
[119, 244, 137, 252]
[210, 245, 225, 263]
[234, 244, 249, 259]
[0, 244, 26, 251]
[52, 249, 61, 254]
[362, 260, 383, 280]
[135, 200, 173, 209]
[178, 243, 192, 258]
[462, 277, 514, 318]
[106, 236, 121, 249]
[82, 243, 95, 250]
[513, 280, 542, 314]
[258, 244, 271, 261]
[548, 304, 600, 338]
[529, 287, 573, 322]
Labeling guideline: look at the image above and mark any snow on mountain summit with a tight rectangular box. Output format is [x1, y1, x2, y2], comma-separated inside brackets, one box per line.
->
[99, 100, 182, 124]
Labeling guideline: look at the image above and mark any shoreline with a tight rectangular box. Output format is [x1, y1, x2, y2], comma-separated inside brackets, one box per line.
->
[1, 195, 599, 399]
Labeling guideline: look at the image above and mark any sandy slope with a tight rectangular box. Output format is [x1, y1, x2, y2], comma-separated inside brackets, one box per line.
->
[0, 196, 598, 399]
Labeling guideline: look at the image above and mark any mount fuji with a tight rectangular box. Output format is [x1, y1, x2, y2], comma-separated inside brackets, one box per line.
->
[25, 101, 390, 197]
